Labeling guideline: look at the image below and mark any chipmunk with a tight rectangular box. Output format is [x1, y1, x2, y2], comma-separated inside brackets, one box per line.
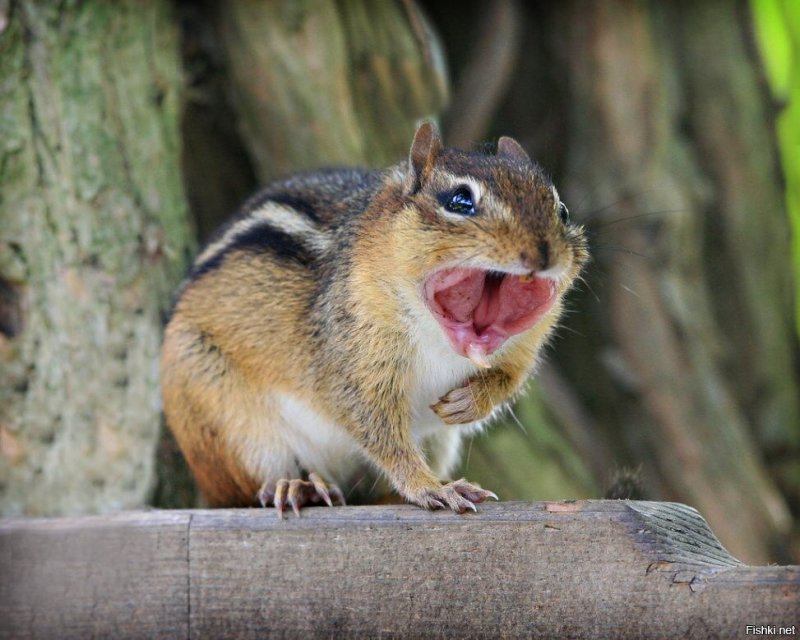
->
[161, 122, 588, 517]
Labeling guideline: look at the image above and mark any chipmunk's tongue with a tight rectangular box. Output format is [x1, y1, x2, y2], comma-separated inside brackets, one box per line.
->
[424, 268, 556, 367]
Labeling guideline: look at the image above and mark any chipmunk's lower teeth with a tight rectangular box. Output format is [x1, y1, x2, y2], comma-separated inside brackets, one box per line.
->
[466, 343, 492, 369]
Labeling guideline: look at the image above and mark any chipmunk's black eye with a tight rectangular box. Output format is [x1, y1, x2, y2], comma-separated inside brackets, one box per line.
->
[558, 202, 570, 224]
[445, 186, 476, 215]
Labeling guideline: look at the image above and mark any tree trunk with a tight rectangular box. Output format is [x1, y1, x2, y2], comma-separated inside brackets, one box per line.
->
[558, 0, 797, 564]
[217, 0, 449, 185]
[0, 0, 191, 515]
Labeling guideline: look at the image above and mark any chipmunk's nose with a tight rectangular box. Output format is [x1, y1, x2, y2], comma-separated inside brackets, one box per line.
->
[520, 242, 551, 272]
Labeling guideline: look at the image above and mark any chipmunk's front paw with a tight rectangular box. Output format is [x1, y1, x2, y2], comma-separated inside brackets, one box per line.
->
[407, 478, 498, 514]
[257, 472, 345, 519]
[431, 384, 492, 425]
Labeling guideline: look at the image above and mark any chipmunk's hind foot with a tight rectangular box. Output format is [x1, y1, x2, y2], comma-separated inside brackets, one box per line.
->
[257, 471, 346, 519]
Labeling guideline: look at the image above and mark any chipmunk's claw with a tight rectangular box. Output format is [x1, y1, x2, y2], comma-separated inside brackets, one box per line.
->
[309, 473, 333, 507]
[257, 473, 345, 518]
[329, 483, 346, 507]
[257, 480, 275, 508]
[432, 384, 493, 425]
[287, 479, 304, 518]
[408, 478, 497, 514]
[449, 478, 498, 504]
[273, 479, 289, 519]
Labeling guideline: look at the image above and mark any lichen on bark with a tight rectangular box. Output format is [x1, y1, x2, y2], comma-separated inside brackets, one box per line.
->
[0, 0, 192, 515]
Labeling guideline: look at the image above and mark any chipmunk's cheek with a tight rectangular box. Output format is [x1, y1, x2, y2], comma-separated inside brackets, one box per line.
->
[423, 267, 556, 367]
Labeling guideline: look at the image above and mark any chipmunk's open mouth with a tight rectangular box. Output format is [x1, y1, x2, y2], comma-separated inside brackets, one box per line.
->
[423, 267, 557, 367]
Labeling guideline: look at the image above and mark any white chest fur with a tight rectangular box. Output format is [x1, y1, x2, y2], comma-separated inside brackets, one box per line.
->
[272, 394, 363, 486]
[408, 309, 478, 441]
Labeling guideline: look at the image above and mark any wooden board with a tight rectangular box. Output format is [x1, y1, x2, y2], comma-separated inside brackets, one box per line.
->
[0, 511, 190, 639]
[1, 501, 798, 639]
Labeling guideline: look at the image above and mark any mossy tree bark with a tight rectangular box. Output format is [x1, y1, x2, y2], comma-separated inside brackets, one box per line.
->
[0, 0, 192, 515]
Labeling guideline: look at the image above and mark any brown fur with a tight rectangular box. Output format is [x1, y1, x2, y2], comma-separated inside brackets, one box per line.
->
[161, 122, 588, 511]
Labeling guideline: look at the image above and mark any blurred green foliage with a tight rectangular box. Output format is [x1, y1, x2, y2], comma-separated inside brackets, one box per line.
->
[462, 384, 597, 501]
[752, 0, 800, 335]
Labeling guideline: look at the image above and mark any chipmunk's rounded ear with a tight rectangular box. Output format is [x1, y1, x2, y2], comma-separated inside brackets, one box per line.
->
[406, 121, 442, 193]
[497, 136, 531, 165]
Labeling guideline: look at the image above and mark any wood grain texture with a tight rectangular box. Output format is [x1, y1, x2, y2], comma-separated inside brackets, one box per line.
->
[1, 501, 797, 639]
[0, 511, 190, 640]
